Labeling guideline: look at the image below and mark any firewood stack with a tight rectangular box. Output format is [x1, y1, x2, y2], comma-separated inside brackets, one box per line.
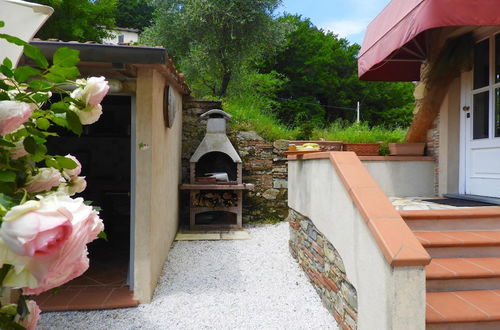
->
[192, 191, 238, 208]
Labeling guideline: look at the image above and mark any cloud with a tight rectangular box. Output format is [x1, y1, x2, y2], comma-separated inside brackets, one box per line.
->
[319, 19, 368, 39]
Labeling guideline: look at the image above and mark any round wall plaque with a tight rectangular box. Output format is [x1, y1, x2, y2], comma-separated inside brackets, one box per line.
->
[163, 86, 176, 128]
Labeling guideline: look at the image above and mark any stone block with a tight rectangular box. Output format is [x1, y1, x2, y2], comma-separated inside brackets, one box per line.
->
[273, 179, 288, 189]
[262, 188, 280, 200]
[273, 139, 289, 150]
[341, 282, 358, 310]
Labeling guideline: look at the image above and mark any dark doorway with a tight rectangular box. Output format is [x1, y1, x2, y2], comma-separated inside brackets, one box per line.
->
[37, 95, 136, 310]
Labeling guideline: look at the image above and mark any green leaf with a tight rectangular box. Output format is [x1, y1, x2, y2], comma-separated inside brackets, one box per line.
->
[30, 93, 49, 104]
[49, 65, 80, 79]
[66, 110, 82, 135]
[0, 171, 15, 183]
[51, 114, 67, 128]
[16, 295, 28, 319]
[44, 72, 65, 83]
[45, 157, 60, 169]
[28, 79, 52, 91]
[0, 314, 25, 330]
[13, 66, 41, 83]
[0, 21, 4, 28]
[98, 231, 108, 241]
[0, 33, 27, 46]
[50, 101, 69, 113]
[53, 47, 80, 67]
[0, 193, 17, 209]
[0, 139, 15, 148]
[22, 136, 37, 154]
[23, 44, 48, 69]
[55, 156, 77, 169]
[0, 92, 9, 101]
[0, 65, 13, 78]
[36, 118, 50, 130]
[0, 264, 12, 285]
[2, 58, 12, 69]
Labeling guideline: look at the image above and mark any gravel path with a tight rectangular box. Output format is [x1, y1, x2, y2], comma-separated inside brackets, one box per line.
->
[38, 223, 337, 330]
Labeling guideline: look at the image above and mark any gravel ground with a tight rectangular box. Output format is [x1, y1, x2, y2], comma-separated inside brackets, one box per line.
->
[38, 223, 337, 330]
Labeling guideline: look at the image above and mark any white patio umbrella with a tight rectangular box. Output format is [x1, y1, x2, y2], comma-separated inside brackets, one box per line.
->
[0, 0, 53, 66]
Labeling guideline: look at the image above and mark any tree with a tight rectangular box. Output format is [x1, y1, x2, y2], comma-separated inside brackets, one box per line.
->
[142, 0, 288, 97]
[116, 0, 154, 31]
[32, 0, 117, 42]
[261, 15, 415, 128]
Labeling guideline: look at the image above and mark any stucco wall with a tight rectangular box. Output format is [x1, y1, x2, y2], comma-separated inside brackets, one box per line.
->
[288, 159, 425, 330]
[362, 160, 435, 197]
[134, 68, 183, 302]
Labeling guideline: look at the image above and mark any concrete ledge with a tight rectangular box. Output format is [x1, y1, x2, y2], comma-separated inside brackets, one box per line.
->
[329, 152, 431, 267]
[288, 152, 434, 162]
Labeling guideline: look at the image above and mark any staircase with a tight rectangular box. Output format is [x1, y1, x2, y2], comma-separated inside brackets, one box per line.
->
[400, 207, 500, 330]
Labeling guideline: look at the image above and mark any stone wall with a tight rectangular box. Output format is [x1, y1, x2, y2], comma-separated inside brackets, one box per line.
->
[288, 209, 358, 330]
[426, 115, 439, 195]
[181, 98, 289, 224]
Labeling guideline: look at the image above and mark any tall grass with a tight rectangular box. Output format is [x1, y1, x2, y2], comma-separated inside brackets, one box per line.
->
[223, 97, 299, 141]
[222, 70, 407, 147]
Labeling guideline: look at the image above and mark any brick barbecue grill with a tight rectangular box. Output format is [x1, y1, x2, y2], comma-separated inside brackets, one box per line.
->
[180, 109, 253, 229]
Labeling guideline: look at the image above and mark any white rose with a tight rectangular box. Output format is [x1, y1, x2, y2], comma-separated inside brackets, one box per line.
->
[25, 168, 63, 193]
[71, 76, 109, 107]
[71, 104, 103, 125]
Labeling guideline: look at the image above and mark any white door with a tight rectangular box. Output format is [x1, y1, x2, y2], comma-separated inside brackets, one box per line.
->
[463, 33, 500, 198]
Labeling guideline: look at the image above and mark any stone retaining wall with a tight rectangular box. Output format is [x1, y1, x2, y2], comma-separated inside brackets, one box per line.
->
[288, 208, 358, 330]
[181, 98, 289, 224]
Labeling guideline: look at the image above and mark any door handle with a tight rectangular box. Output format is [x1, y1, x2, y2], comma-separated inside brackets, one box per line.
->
[463, 106, 470, 112]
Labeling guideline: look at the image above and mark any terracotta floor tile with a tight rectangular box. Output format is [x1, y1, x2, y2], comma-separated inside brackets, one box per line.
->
[467, 258, 500, 274]
[415, 231, 500, 247]
[425, 260, 457, 278]
[472, 231, 500, 242]
[69, 286, 114, 310]
[454, 291, 500, 320]
[414, 232, 462, 246]
[102, 287, 138, 309]
[426, 258, 495, 279]
[36, 288, 82, 311]
[426, 292, 488, 322]
[426, 303, 446, 323]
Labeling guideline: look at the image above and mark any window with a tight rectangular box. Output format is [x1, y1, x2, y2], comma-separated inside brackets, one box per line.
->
[472, 34, 500, 139]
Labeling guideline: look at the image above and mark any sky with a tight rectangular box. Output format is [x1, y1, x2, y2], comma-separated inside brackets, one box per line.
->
[278, 0, 391, 45]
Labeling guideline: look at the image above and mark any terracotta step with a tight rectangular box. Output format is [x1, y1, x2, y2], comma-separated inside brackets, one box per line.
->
[400, 208, 500, 232]
[426, 258, 500, 292]
[414, 231, 500, 258]
[426, 290, 500, 330]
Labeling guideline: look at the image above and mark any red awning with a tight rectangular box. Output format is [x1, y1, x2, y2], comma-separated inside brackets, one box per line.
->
[358, 0, 500, 81]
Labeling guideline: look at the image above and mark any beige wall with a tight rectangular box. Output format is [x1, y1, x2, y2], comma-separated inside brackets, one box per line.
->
[362, 160, 435, 197]
[288, 159, 426, 330]
[134, 67, 183, 302]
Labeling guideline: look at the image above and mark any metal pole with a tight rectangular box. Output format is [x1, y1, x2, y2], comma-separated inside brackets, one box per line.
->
[356, 101, 360, 123]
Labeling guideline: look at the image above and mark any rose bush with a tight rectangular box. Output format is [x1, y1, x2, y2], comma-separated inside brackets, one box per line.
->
[0, 22, 108, 329]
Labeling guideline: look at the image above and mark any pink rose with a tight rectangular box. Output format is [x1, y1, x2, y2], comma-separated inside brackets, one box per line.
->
[25, 168, 63, 193]
[63, 154, 82, 177]
[22, 195, 103, 295]
[20, 300, 41, 330]
[0, 101, 36, 136]
[71, 76, 109, 107]
[0, 199, 73, 258]
[11, 139, 28, 160]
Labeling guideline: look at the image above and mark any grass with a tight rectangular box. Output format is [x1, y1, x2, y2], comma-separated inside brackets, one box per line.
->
[223, 93, 407, 154]
[223, 97, 300, 141]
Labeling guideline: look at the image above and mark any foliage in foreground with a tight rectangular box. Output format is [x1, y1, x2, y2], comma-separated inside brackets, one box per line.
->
[0, 23, 108, 329]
